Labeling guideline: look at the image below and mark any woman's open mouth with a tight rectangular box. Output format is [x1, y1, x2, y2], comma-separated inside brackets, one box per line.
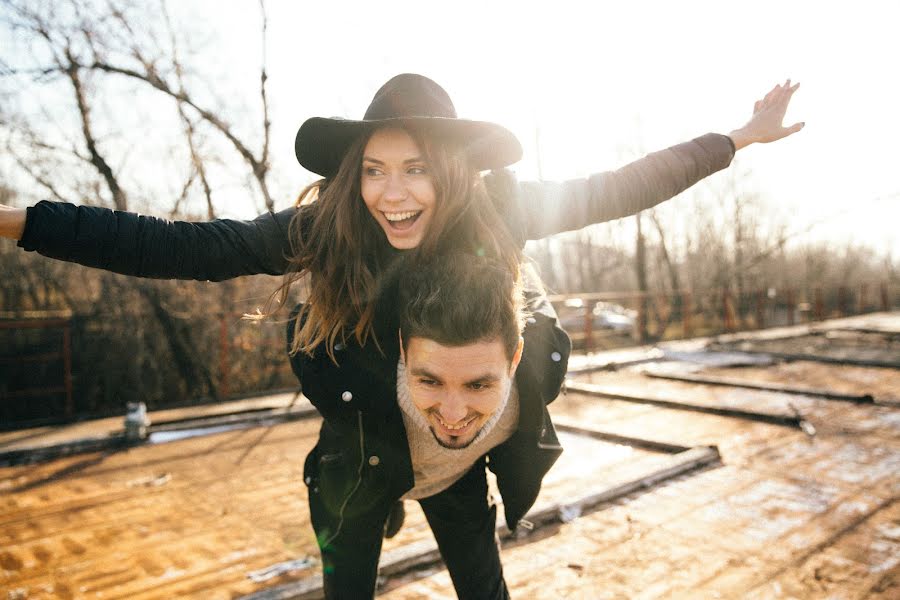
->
[382, 210, 422, 231]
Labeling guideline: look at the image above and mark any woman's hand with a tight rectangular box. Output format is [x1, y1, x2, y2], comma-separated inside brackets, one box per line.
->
[0, 204, 27, 241]
[729, 79, 804, 151]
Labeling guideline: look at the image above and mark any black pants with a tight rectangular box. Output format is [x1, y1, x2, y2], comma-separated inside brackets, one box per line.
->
[308, 457, 510, 599]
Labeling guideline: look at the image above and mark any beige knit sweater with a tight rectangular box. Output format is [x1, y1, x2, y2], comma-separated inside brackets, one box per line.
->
[397, 359, 519, 500]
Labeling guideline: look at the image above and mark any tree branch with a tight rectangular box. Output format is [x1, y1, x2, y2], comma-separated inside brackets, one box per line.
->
[258, 0, 271, 186]
[83, 58, 273, 209]
[63, 45, 128, 210]
[162, 0, 215, 218]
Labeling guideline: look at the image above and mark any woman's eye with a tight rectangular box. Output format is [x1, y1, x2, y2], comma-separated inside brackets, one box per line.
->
[469, 383, 488, 391]
[419, 379, 438, 386]
[364, 166, 383, 176]
[408, 166, 427, 175]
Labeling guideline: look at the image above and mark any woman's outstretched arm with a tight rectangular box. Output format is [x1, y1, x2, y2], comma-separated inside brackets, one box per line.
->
[514, 80, 804, 240]
[4, 200, 300, 281]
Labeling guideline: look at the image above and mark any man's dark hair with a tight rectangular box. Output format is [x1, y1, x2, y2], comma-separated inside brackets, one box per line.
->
[398, 254, 525, 362]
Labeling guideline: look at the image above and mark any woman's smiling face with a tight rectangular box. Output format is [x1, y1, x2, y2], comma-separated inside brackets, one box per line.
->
[360, 128, 436, 250]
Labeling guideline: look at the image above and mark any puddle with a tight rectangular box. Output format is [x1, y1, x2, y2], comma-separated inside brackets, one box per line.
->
[659, 350, 776, 368]
[148, 419, 282, 444]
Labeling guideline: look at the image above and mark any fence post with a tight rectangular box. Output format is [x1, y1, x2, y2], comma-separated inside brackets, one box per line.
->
[838, 286, 849, 317]
[723, 288, 736, 333]
[583, 302, 594, 352]
[814, 288, 825, 321]
[858, 283, 868, 314]
[63, 319, 73, 419]
[638, 293, 649, 343]
[786, 288, 796, 326]
[881, 282, 890, 311]
[682, 291, 693, 338]
[219, 315, 230, 400]
[755, 289, 766, 329]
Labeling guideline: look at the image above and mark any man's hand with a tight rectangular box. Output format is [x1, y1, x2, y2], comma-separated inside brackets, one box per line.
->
[729, 79, 804, 151]
[0, 204, 27, 241]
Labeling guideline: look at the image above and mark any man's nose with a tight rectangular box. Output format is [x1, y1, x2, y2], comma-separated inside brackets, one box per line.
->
[438, 396, 468, 424]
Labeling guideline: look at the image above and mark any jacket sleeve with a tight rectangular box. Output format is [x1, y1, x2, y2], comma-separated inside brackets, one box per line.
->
[518, 265, 571, 414]
[16, 200, 299, 280]
[514, 133, 735, 240]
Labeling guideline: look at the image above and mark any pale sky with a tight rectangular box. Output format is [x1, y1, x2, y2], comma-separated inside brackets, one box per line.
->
[5, 0, 899, 257]
[251, 0, 898, 258]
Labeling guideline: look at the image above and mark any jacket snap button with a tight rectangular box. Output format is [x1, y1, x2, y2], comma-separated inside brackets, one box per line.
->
[551, 351, 561, 362]
[341, 391, 353, 402]
[335, 343, 345, 351]
[305, 476, 312, 484]
[368, 455, 380, 466]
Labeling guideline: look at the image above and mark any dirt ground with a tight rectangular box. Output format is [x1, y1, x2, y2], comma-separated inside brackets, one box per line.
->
[1, 313, 898, 599]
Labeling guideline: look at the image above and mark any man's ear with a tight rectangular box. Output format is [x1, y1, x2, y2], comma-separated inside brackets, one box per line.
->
[399, 330, 406, 363]
[509, 336, 524, 375]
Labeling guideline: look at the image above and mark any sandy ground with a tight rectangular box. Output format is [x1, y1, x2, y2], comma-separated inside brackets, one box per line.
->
[1, 313, 898, 599]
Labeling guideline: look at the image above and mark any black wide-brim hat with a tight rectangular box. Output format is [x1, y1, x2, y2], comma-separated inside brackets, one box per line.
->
[294, 74, 523, 177]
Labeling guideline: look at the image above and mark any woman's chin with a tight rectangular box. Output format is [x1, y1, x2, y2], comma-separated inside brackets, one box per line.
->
[386, 235, 423, 250]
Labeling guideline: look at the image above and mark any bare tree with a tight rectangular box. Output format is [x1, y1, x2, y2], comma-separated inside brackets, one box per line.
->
[0, 0, 287, 411]
[2, 0, 275, 211]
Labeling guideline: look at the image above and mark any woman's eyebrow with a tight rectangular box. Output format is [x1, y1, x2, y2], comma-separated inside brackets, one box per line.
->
[362, 156, 424, 164]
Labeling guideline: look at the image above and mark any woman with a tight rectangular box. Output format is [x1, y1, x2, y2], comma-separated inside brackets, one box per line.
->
[1, 74, 803, 358]
[0, 73, 802, 598]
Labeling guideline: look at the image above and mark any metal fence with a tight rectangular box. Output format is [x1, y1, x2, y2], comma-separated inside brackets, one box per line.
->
[549, 281, 898, 351]
[2, 281, 897, 426]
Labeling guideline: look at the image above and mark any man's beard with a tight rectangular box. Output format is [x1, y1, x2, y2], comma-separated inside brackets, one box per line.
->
[429, 426, 482, 450]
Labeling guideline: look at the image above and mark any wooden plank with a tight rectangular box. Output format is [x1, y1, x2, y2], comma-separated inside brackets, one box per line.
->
[565, 381, 804, 428]
[643, 371, 875, 404]
[553, 421, 691, 454]
[709, 347, 900, 370]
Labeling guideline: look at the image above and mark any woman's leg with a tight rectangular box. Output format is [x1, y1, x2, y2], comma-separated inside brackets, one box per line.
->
[419, 457, 510, 600]
[308, 486, 391, 599]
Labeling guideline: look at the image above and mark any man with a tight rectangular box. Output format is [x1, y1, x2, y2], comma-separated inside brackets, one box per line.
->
[290, 255, 571, 599]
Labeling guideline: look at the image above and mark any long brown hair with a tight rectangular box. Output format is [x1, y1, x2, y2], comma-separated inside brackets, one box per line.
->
[262, 123, 523, 360]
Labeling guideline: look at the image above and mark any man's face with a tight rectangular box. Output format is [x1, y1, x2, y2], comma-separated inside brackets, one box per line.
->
[403, 335, 523, 449]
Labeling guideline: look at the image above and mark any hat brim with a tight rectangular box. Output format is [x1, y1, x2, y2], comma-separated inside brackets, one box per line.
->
[295, 116, 522, 177]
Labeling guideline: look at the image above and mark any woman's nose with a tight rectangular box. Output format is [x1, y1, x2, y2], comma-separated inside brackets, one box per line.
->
[383, 175, 408, 202]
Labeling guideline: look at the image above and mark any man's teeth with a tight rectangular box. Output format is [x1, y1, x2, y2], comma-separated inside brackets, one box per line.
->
[384, 211, 420, 222]
[439, 416, 476, 430]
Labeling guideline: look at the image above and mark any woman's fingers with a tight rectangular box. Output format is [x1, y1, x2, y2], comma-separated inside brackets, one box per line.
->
[731, 79, 804, 148]
[786, 121, 805, 135]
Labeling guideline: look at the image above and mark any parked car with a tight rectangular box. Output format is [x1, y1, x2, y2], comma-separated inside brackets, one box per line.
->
[558, 300, 636, 335]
